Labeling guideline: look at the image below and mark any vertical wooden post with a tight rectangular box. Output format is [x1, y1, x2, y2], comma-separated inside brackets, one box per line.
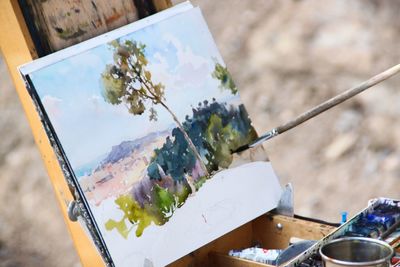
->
[153, 0, 173, 11]
[20, 0, 140, 55]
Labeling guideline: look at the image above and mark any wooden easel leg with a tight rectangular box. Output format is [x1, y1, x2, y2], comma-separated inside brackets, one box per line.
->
[0, 1, 104, 266]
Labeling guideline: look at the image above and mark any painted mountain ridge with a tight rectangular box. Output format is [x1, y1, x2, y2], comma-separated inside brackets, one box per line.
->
[100, 129, 172, 167]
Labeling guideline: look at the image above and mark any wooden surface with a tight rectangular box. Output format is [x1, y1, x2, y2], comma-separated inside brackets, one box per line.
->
[23, 0, 139, 54]
[153, 0, 173, 11]
[252, 215, 336, 249]
[169, 222, 253, 267]
[20, 0, 171, 56]
[170, 214, 336, 267]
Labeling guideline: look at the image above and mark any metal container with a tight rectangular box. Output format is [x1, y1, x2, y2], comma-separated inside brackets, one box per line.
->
[319, 237, 393, 267]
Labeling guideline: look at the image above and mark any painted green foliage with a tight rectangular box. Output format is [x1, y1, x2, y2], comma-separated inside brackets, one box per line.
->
[105, 184, 191, 238]
[212, 62, 238, 94]
[101, 40, 163, 118]
[102, 39, 257, 238]
[206, 114, 239, 168]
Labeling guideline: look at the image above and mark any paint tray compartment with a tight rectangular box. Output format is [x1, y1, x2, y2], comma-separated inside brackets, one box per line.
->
[170, 213, 336, 267]
[284, 197, 400, 266]
[170, 198, 400, 267]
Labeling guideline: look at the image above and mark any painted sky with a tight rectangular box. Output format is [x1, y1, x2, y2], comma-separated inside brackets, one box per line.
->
[29, 9, 239, 170]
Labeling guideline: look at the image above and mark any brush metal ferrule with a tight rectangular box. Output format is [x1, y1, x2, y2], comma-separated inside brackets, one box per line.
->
[249, 128, 278, 148]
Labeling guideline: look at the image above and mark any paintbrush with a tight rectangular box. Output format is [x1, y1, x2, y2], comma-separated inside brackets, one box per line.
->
[233, 63, 400, 154]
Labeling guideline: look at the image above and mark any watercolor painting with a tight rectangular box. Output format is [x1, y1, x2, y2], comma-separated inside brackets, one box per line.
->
[22, 5, 282, 266]
[99, 39, 257, 238]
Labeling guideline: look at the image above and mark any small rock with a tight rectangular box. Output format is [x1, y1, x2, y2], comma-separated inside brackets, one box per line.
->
[335, 110, 362, 133]
[324, 133, 358, 160]
[381, 154, 400, 172]
[366, 116, 392, 151]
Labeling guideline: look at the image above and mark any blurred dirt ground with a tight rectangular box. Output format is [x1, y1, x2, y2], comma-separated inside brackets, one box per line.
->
[1, 0, 400, 266]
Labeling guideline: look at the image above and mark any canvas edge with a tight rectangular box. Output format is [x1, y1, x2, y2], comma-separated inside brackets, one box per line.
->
[18, 74, 116, 266]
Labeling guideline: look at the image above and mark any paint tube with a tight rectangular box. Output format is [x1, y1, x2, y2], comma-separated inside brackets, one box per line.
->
[367, 213, 395, 230]
[229, 247, 282, 265]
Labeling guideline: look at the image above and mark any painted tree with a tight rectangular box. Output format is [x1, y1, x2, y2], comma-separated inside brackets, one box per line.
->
[101, 40, 209, 177]
[212, 62, 238, 95]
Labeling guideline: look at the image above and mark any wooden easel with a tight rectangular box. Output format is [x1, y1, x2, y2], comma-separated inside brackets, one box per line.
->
[0, 2, 336, 266]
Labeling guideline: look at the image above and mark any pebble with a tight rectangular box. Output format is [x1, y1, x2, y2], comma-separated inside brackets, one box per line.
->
[324, 133, 358, 160]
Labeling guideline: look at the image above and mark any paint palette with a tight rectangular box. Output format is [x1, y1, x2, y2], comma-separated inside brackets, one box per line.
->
[285, 198, 400, 266]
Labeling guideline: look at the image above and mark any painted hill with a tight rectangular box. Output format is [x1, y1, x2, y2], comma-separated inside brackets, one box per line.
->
[100, 130, 171, 167]
[79, 128, 172, 204]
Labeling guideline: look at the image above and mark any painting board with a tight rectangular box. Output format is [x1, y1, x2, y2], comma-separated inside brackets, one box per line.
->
[20, 2, 282, 266]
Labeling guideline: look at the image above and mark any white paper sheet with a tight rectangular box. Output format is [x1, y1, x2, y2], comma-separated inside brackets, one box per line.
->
[99, 161, 282, 267]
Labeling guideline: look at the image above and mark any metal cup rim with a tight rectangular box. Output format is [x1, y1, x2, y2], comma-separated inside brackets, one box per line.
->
[319, 237, 394, 266]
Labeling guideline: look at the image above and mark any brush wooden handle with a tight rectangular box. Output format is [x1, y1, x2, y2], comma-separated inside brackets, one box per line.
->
[276, 63, 400, 134]
[234, 63, 400, 153]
